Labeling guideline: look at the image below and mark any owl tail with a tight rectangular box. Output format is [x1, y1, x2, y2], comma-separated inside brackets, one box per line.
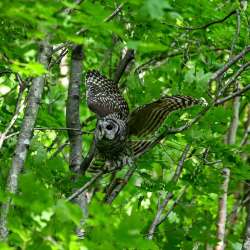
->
[128, 95, 207, 137]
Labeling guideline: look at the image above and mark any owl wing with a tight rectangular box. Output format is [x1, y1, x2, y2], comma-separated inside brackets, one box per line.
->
[86, 70, 129, 119]
[128, 95, 207, 137]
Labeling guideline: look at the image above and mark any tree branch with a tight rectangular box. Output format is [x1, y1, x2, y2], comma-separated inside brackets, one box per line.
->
[113, 49, 135, 84]
[147, 144, 191, 240]
[176, 10, 237, 31]
[218, 62, 250, 97]
[209, 46, 250, 84]
[216, 84, 250, 105]
[0, 41, 52, 240]
[0, 82, 26, 151]
[104, 162, 137, 204]
[67, 171, 104, 202]
[104, 3, 124, 22]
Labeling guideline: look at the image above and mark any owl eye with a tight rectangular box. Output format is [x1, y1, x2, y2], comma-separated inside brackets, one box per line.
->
[106, 124, 114, 130]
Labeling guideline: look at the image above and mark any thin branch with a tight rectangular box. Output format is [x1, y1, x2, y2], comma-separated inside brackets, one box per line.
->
[76, 3, 125, 35]
[67, 171, 104, 201]
[104, 3, 124, 22]
[49, 141, 70, 159]
[147, 144, 191, 240]
[216, 84, 250, 105]
[218, 62, 250, 97]
[34, 127, 92, 134]
[135, 47, 227, 74]
[175, 10, 237, 31]
[209, 46, 250, 84]
[104, 162, 137, 204]
[0, 85, 25, 150]
[157, 186, 188, 225]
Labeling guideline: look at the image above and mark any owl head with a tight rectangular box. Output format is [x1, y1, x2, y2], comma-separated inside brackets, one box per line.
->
[95, 117, 127, 142]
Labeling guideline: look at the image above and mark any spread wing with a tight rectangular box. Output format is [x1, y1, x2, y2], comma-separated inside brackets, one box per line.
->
[86, 70, 129, 119]
[128, 95, 207, 137]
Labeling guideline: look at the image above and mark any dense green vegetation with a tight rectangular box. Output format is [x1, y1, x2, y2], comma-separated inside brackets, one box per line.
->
[0, 0, 249, 249]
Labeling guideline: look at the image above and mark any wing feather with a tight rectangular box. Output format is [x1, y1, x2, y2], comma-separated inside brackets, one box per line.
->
[128, 95, 206, 137]
[86, 70, 129, 119]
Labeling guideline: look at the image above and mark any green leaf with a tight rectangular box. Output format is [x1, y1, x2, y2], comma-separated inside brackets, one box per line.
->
[144, 0, 172, 19]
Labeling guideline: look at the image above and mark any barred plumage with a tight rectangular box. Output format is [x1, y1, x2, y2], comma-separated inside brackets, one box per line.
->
[85, 70, 207, 168]
[86, 70, 129, 120]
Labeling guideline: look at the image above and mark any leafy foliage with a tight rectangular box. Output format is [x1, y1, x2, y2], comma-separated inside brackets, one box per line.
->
[0, 0, 249, 249]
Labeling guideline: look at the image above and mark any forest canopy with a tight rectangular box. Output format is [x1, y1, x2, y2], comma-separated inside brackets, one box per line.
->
[0, 0, 250, 249]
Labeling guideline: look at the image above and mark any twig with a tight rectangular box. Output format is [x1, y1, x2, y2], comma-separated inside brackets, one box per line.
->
[135, 47, 226, 74]
[104, 3, 124, 22]
[216, 84, 250, 105]
[67, 171, 104, 201]
[147, 144, 191, 240]
[34, 127, 93, 134]
[218, 62, 250, 97]
[49, 48, 69, 69]
[209, 46, 250, 84]
[104, 162, 137, 204]
[176, 10, 237, 31]
[76, 3, 125, 35]
[157, 186, 188, 225]
[49, 141, 70, 159]
[0, 87, 25, 150]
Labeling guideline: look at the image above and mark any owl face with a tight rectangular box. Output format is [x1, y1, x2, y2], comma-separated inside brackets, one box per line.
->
[95, 118, 126, 141]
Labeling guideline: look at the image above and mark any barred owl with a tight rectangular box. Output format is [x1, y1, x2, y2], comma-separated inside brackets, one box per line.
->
[85, 70, 206, 169]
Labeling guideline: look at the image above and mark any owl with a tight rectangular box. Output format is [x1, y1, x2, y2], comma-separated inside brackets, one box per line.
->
[85, 70, 206, 169]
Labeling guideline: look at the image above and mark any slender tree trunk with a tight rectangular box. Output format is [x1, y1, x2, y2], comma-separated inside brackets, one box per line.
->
[0, 41, 52, 240]
[66, 44, 84, 174]
[215, 168, 230, 250]
[66, 44, 88, 238]
[242, 107, 250, 250]
[215, 95, 240, 250]
[242, 182, 250, 250]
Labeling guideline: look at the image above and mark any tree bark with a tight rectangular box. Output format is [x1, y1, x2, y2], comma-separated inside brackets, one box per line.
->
[66, 44, 84, 174]
[0, 41, 52, 240]
[242, 182, 250, 250]
[215, 94, 240, 250]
